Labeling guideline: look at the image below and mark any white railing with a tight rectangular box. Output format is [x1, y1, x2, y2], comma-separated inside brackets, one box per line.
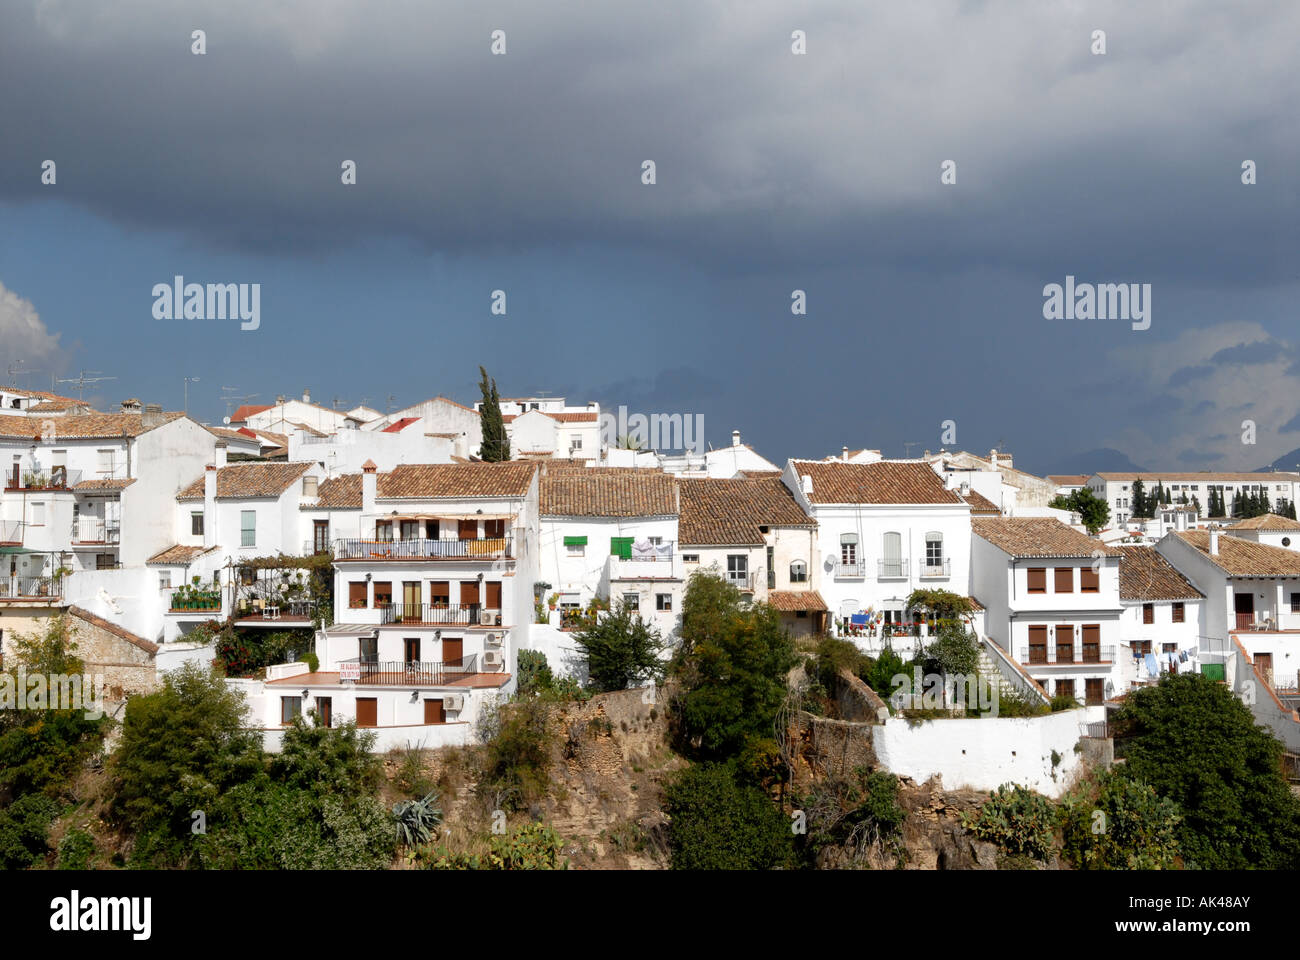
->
[71, 519, 120, 544]
[834, 560, 865, 579]
[612, 556, 676, 580]
[878, 558, 909, 579]
[919, 559, 951, 578]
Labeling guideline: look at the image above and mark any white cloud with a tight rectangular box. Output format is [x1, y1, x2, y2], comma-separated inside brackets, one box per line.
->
[0, 281, 65, 379]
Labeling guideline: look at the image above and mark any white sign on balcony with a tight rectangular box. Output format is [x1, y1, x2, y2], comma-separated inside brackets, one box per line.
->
[339, 662, 360, 682]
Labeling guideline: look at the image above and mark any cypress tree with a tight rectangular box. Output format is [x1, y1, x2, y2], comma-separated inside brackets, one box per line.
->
[476, 366, 510, 462]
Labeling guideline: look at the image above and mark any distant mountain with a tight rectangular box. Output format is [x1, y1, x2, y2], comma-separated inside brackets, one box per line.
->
[1037, 448, 1148, 477]
[1257, 447, 1300, 473]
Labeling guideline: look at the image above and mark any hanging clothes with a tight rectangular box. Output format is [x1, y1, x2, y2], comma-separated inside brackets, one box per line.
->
[1144, 653, 1160, 678]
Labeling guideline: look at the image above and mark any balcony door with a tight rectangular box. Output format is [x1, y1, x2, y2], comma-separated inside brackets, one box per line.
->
[402, 581, 421, 621]
[1028, 625, 1048, 664]
[1256, 651, 1274, 687]
[1234, 592, 1255, 630]
[882, 532, 902, 578]
[460, 581, 480, 610]
[313, 520, 329, 554]
[404, 637, 420, 666]
[458, 519, 477, 540]
[356, 698, 377, 728]
[442, 637, 463, 669]
[485, 580, 502, 611]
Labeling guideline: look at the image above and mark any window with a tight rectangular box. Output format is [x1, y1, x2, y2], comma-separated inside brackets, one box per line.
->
[1028, 625, 1048, 664]
[400, 520, 419, 540]
[302, 475, 318, 497]
[280, 696, 302, 724]
[375, 520, 393, 541]
[1142, 603, 1154, 625]
[1172, 602, 1185, 623]
[485, 518, 506, 539]
[1081, 567, 1099, 592]
[1027, 568, 1046, 593]
[1082, 624, 1101, 663]
[316, 697, 332, 728]
[240, 510, 256, 547]
[1291, 593, 1300, 614]
[623, 592, 640, 611]
[359, 636, 378, 662]
[429, 581, 450, 606]
[191, 511, 204, 536]
[1132, 639, 1152, 656]
[373, 581, 392, 606]
[1054, 567, 1073, 593]
[97, 449, 116, 476]
[349, 582, 368, 608]
[767, 546, 775, 589]
[1056, 678, 1075, 701]
[570, 434, 582, 451]
[158, 571, 172, 590]
[610, 537, 633, 559]
[727, 554, 748, 585]
[564, 535, 586, 556]
[881, 532, 902, 577]
[790, 560, 808, 583]
[683, 554, 699, 563]
[925, 532, 943, 569]
[1056, 624, 1074, 663]
[656, 593, 672, 611]
[29, 502, 44, 526]
[1085, 678, 1104, 706]
[840, 533, 858, 565]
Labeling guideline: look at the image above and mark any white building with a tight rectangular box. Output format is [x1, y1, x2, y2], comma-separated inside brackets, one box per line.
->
[231, 391, 359, 436]
[1086, 472, 1300, 525]
[501, 406, 602, 462]
[701, 431, 781, 479]
[971, 517, 1122, 706]
[362, 395, 482, 460]
[1225, 513, 1300, 551]
[1114, 545, 1205, 691]
[782, 459, 974, 645]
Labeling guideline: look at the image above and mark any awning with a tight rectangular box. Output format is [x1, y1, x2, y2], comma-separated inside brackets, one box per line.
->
[389, 513, 514, 521]
[563, 536, 588, 546]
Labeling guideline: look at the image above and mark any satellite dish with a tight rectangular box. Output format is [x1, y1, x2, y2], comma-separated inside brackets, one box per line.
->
[222, 416, 231, 425]
[824, 553, 837, 568]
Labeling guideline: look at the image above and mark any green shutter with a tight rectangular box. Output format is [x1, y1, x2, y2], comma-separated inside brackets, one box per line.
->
[1200, 663, 1225, 682]
[610, 537, 633, 559]
[563, 536, 588, 546]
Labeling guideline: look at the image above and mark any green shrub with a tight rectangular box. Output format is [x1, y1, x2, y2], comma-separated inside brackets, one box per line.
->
[517, 650, 553, 697]
[571, 600, 667, 692]
[0, 794, 60, 869]
[962, 784, 1057, 861]
[796, 768, 906, 866]
[56, 828, 96, 870]
[662, 763, 793, 870]
[1049, 691, 1080, 712]
[475, 696, 555, 812]
[423, 822, 567, 870]
[1060, 770, 1182, 870]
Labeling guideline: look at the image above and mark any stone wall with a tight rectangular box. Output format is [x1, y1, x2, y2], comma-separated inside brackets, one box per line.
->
[67, 605, 158, 700]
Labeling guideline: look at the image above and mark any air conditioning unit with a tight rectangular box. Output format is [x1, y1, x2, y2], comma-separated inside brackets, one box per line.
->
[484, 632, 503, 647]
[479, 608, 494, 625]
[443, 693, 465, 712]
[483, 650, 504, 669]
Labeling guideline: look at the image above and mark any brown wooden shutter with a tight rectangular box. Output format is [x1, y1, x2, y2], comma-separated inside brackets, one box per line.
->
[349, 581, 368, 608]
[1028, 625, 1048, 663]
[442, 637, 463, 668]
[1085, 678, 1104, 706]
[1082, 624, 1100, 662]
[460, 581, 480, 606]
[1080, 568, 1099, 592]
[1143, 603, 1154, 624]
[355, 698, 378, 727]
[429, 581, 450, 606]
[1054, 567, 1074, 593]
[1027, 568, 1046, 593]
[424, 699, 445, 724]
[458, 519, 477, 540]
[1172, 602, 1185, 623]
[485, 581, 502, 609]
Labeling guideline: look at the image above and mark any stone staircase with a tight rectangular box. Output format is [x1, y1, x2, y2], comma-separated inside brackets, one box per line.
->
[977, 636, 1049, 704]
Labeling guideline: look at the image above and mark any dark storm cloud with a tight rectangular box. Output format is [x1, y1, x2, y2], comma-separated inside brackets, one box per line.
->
[1167, 365, 1214, 388]
[1, 0, 1297, 281]
[1209, 340, 1288, 365]
[1178, 448, 1224, 464]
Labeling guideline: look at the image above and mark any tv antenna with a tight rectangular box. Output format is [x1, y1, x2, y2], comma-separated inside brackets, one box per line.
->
[5, 361, 42, 390]
[220, 388, 259, 421]
[55, 370, 116, 401]
[385, 393, 398, 414]
[902, 441, 920, 459]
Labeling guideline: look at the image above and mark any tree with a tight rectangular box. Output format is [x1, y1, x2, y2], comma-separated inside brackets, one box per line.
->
[1059, 769, 1182, 870]
[662, 762, 793, 870]
[905, 588, 973, 624]
[1112, 673, 1300, 868]
[570, 599, 668, 692]
[1048, 488, 1111, 534]
[1130, 479, 1147, 519]
[670, 572, 797, 763]
[476, 366, 510, 462]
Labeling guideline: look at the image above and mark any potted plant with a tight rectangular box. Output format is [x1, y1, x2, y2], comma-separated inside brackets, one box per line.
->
[547, 592, 559, 611]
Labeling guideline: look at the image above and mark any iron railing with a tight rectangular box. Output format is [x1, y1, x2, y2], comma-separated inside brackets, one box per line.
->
[342, 654, 480, 685]
[918, 559, 950, 578]
[833, 561, 865, 579]
[379, 603, 502, 626]
[1020, 644, 1116, 666]
[335, 537, 513, 560]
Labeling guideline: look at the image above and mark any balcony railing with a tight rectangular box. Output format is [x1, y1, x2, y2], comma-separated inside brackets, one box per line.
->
[918, 559, 951, 579]
[0, 577, 63, 599]
[1020, 645, 1115, 666]
[833, 560, 865, 579]
[71, 520, 120, 544]
[342, 654, 480, 686]
[302, 539, 331, 555]
[878, 559, 910, 580]
[379, 603, 502, 626]
[0, 521, 22, 544]
[4, 467, 85, 491]
[611, 555, 676, 580]
[335, 537, 513, 560]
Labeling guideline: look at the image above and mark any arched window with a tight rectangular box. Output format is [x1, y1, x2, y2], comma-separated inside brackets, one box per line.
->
[790, 559, 808, 583]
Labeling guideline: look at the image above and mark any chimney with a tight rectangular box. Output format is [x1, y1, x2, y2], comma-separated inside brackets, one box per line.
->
[276, 395, 286, 404]
[203, 465, 218, 548]
[214, 440, 228, 469]
[1176, 509, 1188, 532]
[801, 474, 813, 496]
[989, 450, 999, 469]
[842, 446, 849, 462]
[960, 481, 970, 497]
[303, 389, 311, 404]
[362, 460, 378, 514]
[1209, 525, 1219, 555]
[120, 398, 142, 413]
[141, 403, 164, 429]
[732, 430, 741, 448]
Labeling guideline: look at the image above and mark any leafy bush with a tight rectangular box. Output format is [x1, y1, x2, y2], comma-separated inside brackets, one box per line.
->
[662, 763, 793, 870]
[423, 822, 567, 870]
[56, 828, 96, 870]
[796, 768, 906, 866]
[570, 599, 667, 692]
[1049, 691, 1080, 712]
[0, 793, 60, 869]
[517, 650, 553, 697]
[962, 784, 1057, 861]
[271, 717, 382, 795]
[1059, 770, 1182, 870]
[859, 646, 911, 701]
[475, 696, 555, 812]
[393, 793, 443, 846]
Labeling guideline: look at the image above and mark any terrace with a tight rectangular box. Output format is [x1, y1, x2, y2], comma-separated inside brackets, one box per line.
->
[334, 536, 513, 561]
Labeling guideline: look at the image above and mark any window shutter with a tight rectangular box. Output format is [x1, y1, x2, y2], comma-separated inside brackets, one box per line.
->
[611, 537, 633, 559]
[1027, 568, 1046, 593]
[564, 536, 588, 546]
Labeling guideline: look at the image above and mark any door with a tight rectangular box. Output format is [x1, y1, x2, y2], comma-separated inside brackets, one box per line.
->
[355, 697, 378, 728]
[1055, 625, 1074, 664]
[1028, 625, 1048, 664]
[404, 637, 420, 666]
[1082, 624, 1101, 663]
[316, 697, 332, 728]
[1256, 652, 1274, 687]
[1084, 678, 1104, 706]
[313, 520, 329, 554]
[485, 580, 502, 613]
[424, 698, 445, 724]
[458, 519, 477, 540]
[1235, 592, 1255, 630]
[442, 637, 463, 669]
[402, 581, 421, 622]
[882, 532, 901, 577]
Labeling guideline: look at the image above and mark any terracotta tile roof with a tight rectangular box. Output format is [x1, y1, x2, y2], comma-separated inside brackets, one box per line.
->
[1229, 513, 1300, 531]
[1048, 475, 1091, 486]
[72, 477, 137, 491]
[502, 411, 598, 424]
[738, 469, 784, 479]
[678, 477, 814, 545]
[206, 426, 258, 444]
[313, 474, 362, 508]
[962, 490, 1001, 514]
[425, 432, 459, 439]
[1174, 531, 1300, 577]
[287, 420, 328, 438]
[973, 517, 1108, 558]
[1118, 546, 1205, 601]
[382, 417, 420, 433]
[28, 399, 88, 413]
[230, 404, 273, 422]
[67, 605, 159, 655]
[178, 461, 313, 500]
[767, 590, 827, 612]
[379, 461, 537, 499]
[8, 388, 81, 402]
[790, 460, 963, 505]
[147, 543, 221, 565]
[0, 411, 185, 440]
[1094, 472, 1300, 483]
[541, 471, 678, 517]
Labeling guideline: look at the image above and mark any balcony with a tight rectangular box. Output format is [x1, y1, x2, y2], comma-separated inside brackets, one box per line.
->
[71, 519, 120, 545]
[334, 537, 513, 561]
[918, 559, 951, 579]
[610, 555, 676, 581]
[379, 603, 502, 627]
[0, 521, 22, 545]
[877, 559, 910, 580]
[725, 571, 757, 592]
[1019, 644, 1115, 666]
[833, 560, 865, 579]
[4, 467, 84, 491]
[0, 576, 63, 600]
[341, 654, 481, 686]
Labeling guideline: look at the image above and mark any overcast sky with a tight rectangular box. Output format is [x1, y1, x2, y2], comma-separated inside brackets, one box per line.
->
[1, 0, 1297, 473]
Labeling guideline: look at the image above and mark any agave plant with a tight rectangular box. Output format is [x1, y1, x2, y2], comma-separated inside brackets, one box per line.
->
[393, 792, 443, 846]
